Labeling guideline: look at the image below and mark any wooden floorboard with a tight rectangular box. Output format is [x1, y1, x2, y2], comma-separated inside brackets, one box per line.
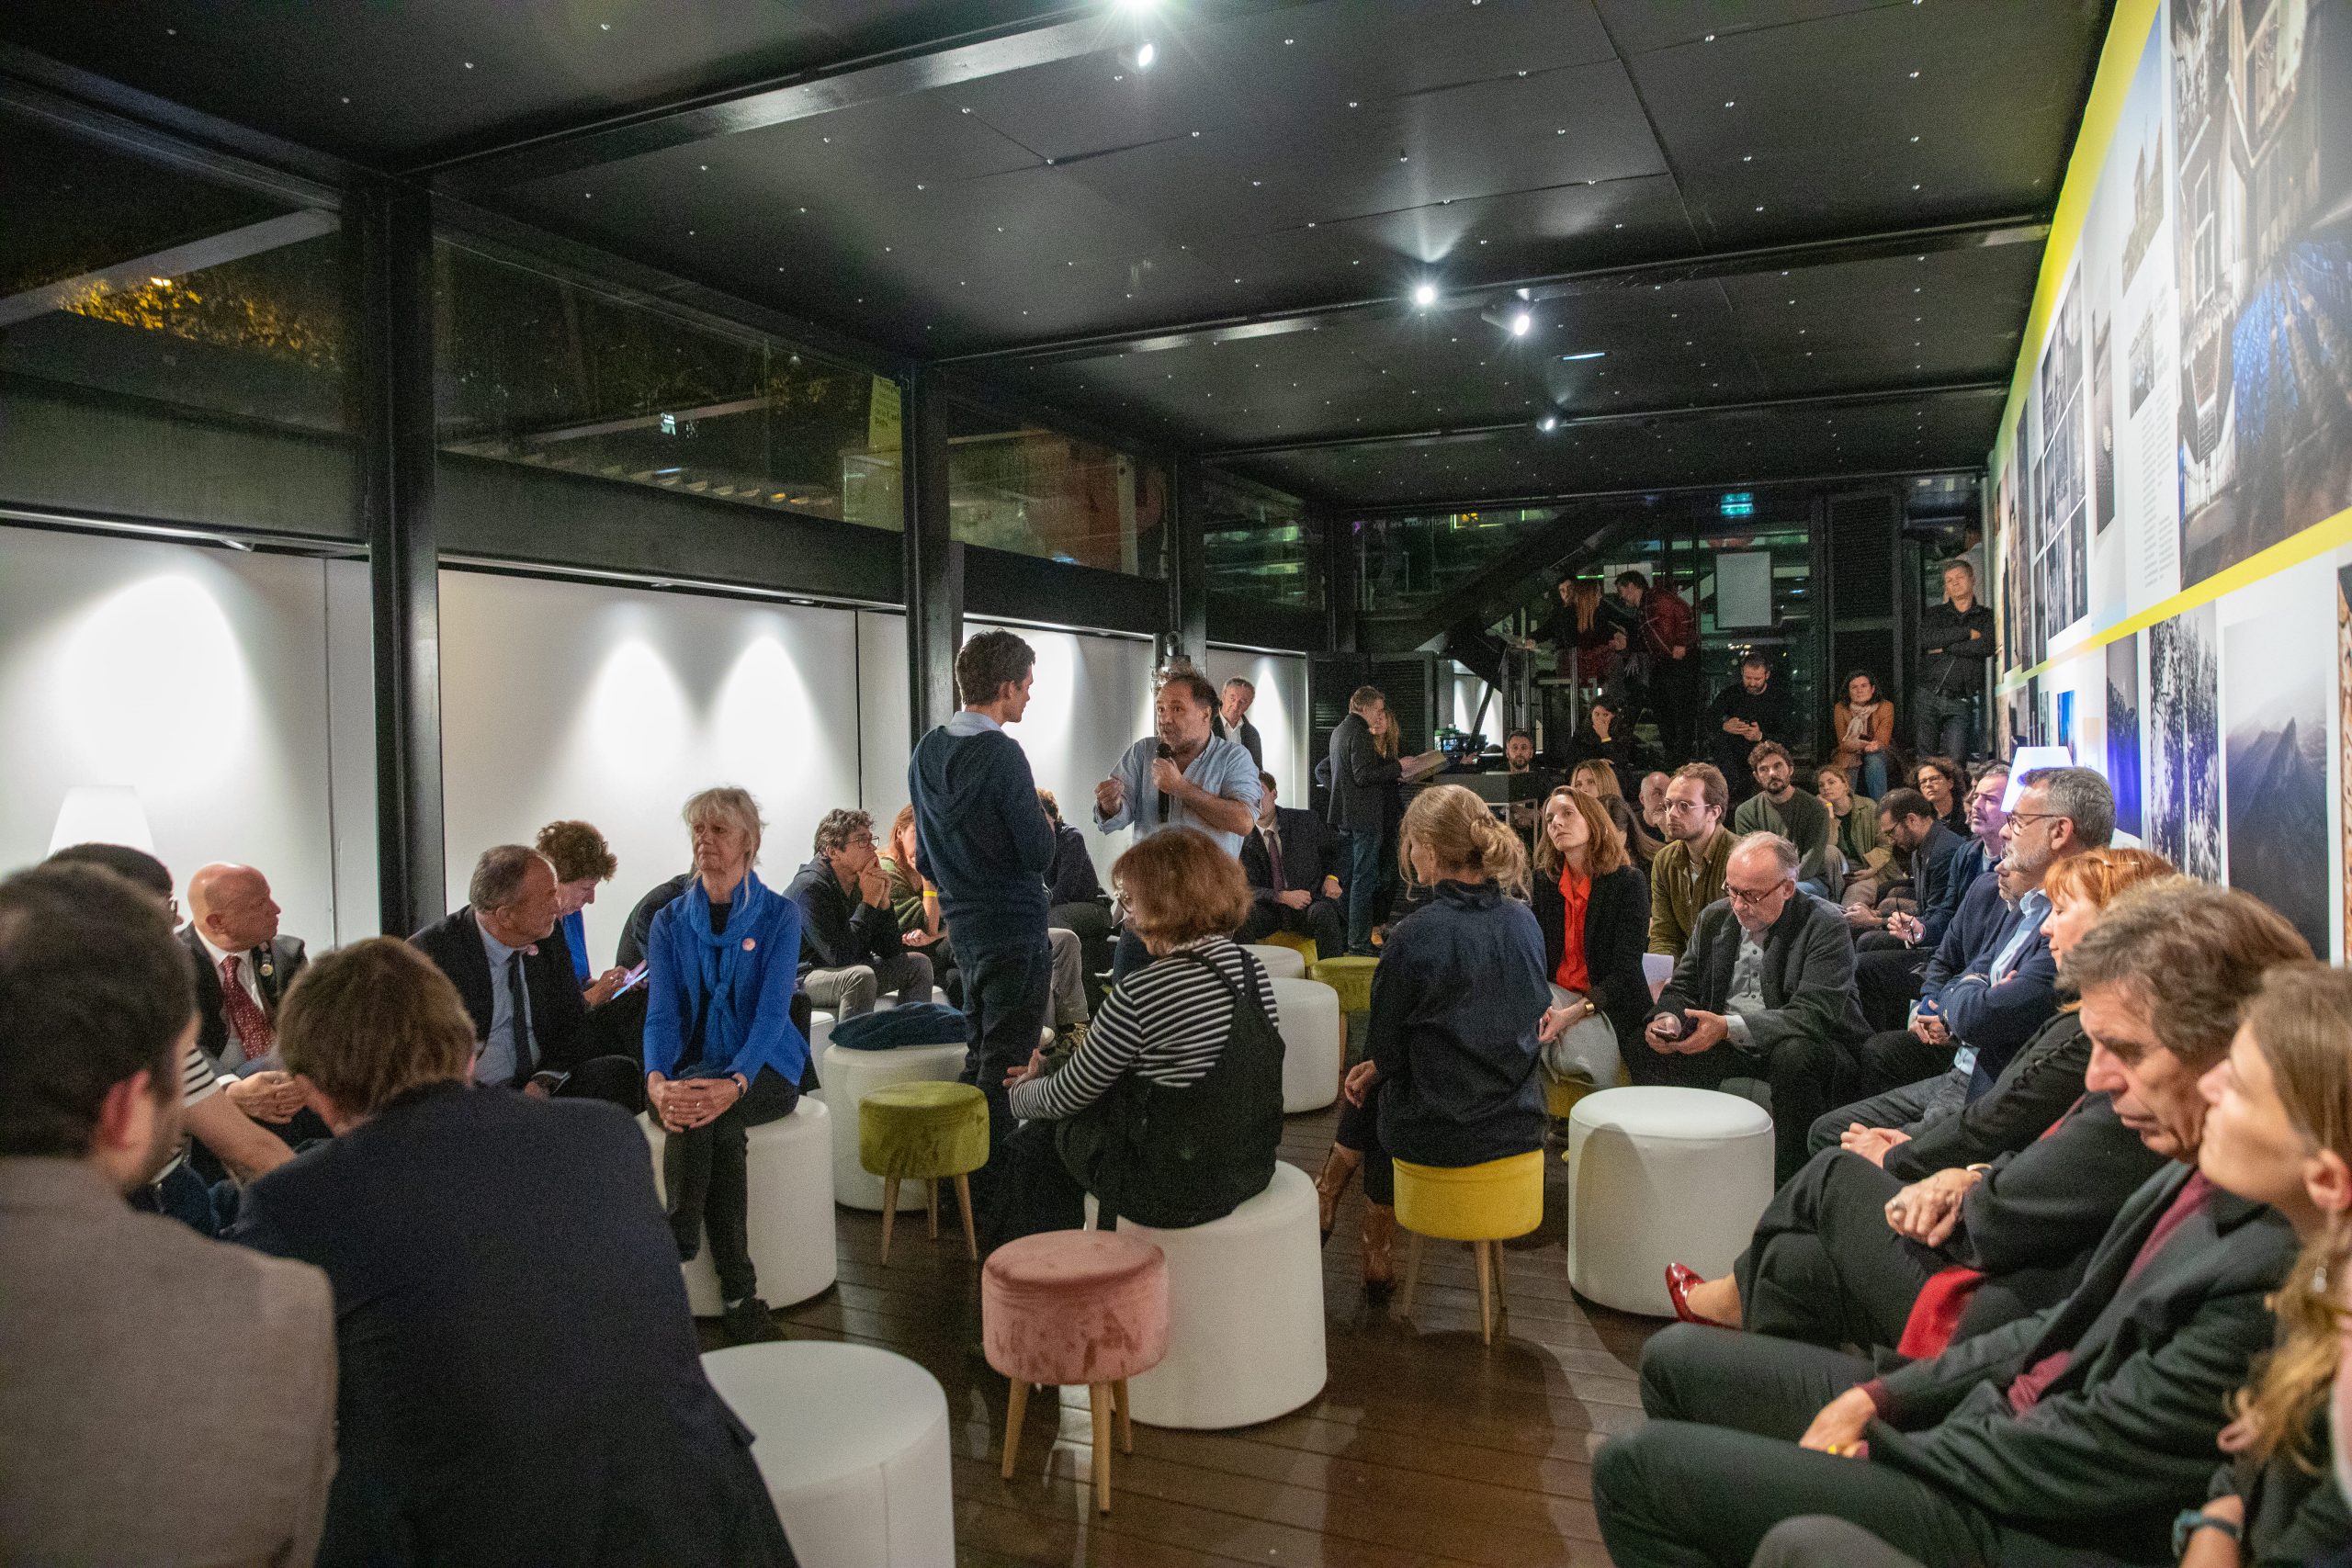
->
[723, 1103, 1658, 1566]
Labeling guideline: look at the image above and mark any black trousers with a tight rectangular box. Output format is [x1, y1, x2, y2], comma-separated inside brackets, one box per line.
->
[1238, 896, 1347, 960]
[1731, 1147, 1929, 1351]
[1594, 1324, 2073, 1568]
[1839, 1029, 1956, 1111]
[556, 1054, 649, 1113]
[1750, 1517, 1929, 1568]
[1623, 1031, 1849, 1183]
[662, 1066, 801, 1303]
[1806, 1074, 1958, 1159]
[956, 931, 1053, 1252]
[1854, 947, 1933, 1034]
[998, 1119, 1102, 1242]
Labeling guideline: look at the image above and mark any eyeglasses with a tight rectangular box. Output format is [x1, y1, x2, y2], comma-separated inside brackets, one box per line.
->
[1725, 881, 1790, 907]
[2005, 811, 2064, 830]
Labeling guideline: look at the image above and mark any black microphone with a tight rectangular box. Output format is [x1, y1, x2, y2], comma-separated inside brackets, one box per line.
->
[1156, 742, 1175, 823]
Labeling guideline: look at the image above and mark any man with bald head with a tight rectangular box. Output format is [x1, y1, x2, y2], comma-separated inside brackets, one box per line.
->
[181, 863, 308, 1130]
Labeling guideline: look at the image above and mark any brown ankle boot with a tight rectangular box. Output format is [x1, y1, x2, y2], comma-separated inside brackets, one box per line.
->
[1361, 1201, 1397, 1302]
[1314, 1146, 1361, 1246]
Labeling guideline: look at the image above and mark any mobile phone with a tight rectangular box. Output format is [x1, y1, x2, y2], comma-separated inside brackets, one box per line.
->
[612, 961, 650, 997]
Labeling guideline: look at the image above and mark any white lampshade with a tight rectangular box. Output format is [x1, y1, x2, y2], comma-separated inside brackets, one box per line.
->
[47, 785, 155, 856]
[2001, 746, 2075, 810]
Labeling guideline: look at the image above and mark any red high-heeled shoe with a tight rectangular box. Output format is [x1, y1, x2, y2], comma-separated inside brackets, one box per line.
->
[1665, 1263, 1732, 1327]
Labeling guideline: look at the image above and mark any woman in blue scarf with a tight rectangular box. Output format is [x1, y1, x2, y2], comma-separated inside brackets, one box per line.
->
[644, 786, 810, 1345]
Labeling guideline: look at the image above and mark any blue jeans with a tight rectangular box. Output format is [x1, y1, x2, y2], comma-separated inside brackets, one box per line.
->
[1342, 829, 1386, 955]
[1855, 751, 1891, 801]
[1912, 690, 1976, 762]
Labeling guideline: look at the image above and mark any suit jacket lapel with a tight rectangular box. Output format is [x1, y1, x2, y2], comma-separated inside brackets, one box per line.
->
[450, 908, 497, 1036]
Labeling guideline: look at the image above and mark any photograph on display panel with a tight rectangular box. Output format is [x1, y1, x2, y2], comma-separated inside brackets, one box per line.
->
[2107, 632, 2144, 836]
[2222, 578, 2330, 956]
[2169, 0, 2352, 586]
[2339, 561, 2352, 954]
[2148, 602, 2222, 882]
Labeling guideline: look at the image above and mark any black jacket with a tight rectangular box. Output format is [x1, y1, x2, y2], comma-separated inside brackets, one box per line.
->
[1230, 715, 1263, 769]
[1045, 822, 1105, 907]
[1325, 712, 1402, 834]
[1917, 597, 1995, 697]
[1240, 806, 1341, 902]
[1868, 1164, 2299, 1562]
[1906, 820, 1974, 948]
[233, 1082, 793, 1568]
[783, 854, 905, 976]
[410, 907, 592, 1083]
[1529, 862, 1651, 1057]
[1654, 895, 1870, 1061]
[181, 927, 307, 1073]
[1706, 680, 1792, 780]
[616, 872, 693, 972]
[1883, 1010, 2094, 1181]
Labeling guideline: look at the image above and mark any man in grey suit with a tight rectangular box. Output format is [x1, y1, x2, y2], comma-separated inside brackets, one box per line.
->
[0, 860, 336, 1566]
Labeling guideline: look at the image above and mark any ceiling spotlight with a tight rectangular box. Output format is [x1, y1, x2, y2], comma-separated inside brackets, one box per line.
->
[1412, 282, 1438, 307]
[1537, 415, 1560, 433]
[1510, 312, 1532, 336]
[1134, 39, 1156, 68]
[1559, 350, 1606, 361]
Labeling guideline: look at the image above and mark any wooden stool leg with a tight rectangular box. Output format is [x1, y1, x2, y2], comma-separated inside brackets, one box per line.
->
[1492, 1242, 1510, 1324]
[955, 1173, 979, 1259]
[878, 1178, 899, 1265]
[1000, 1377, 1030, 1480]
[1114, 1378, 1134, 1453]
[1089, 1383, 1114, 1513]
[1399, 1231, 1424, 1315]
[927, 1179, 940, 1240]
[1475, 1240, 1495, 1345]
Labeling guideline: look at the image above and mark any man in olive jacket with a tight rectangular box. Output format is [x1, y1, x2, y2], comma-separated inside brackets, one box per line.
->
[1642, 833, 1869, 1180]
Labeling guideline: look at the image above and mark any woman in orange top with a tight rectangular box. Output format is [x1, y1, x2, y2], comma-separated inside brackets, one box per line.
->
[1830, 671, 1896, 801]
[1527, 789, 1651, 1086]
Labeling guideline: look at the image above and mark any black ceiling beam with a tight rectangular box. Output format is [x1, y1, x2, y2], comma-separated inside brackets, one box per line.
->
[1198, 378, 2011, 460]
[932, 212, 2050, 368]
[420, 1, 1315, 195]
[1335, 462, 1983, 522]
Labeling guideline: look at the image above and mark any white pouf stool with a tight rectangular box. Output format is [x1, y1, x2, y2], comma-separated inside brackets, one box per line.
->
[643, 1100, 837, 1315]
[1563, 1087, 1773, 1315]
[1243, 942, 1307, 980]
[820, 1042, 969, 1212]
[703, 1340, 954, 1568]
[1269, 976, 1341, 1112]
[1093, 1160, 1327, 1428]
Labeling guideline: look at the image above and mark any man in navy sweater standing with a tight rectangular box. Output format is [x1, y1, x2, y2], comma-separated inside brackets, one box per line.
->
[909, 628, 1056, 1251]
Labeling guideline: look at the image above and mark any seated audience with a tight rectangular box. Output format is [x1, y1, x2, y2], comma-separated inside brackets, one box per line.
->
[1595, 882, 2313, 1568]
[1567, 696, 1640, 776]
[1238, 771, 1347, 959]
[537, 818, 632, 1001]
[1638, 769, 1672, 841]
[1708, 655, 1792, 799]
[0, 862, 335, 1568]
[1912, 752, 1968, 837]
[233, 937, 794, 1567]
[1812, 765, 1887, 908]
[1668, 852, 2178, 1348]
[1645, 833, 1871, 1181]
[1528, 786, 1651, 1088]
[1648, 762, 1736, 959]
[48, 843, 292, 1229]
[411, 845, 646, 1111]
[1839, 767, 2109, 1106]
[183, 860, 312, 1135]
[643, 786, 810, 1344]
[787, 807, 934, 1017]
[615, 863, 692, 972]
[1038, 789, 1114, 997]
[1572, 757, 1661, 867]
[1829, 671, 1894, 801]
[1313, 785, 1549, 1296]
[1731, 743, 1841, 897]
[879, 804, 950, 970]
[1501, 728, 1540, 773]
[1850, 787, 1970, 970]
[1001, 828, 1282, 1237]
[1956, 761, 2011, 884]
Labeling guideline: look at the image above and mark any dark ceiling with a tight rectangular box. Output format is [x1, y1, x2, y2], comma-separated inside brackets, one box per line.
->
[0, 0, 2111, 511]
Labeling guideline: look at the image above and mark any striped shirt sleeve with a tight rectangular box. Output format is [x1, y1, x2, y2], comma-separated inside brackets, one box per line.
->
[1008, 940, 1278, 1122]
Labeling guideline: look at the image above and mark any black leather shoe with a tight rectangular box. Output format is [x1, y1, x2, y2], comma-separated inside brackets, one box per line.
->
[722, 1296, 786, 1344]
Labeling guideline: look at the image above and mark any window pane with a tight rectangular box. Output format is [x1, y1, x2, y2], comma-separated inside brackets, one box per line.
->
[1202, 473, 1319, 608]
[945, 401, 1166, 575]
[435, 241, 900, 530]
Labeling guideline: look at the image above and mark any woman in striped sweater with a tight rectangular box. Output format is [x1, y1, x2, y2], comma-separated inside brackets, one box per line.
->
[1000, 828, 1285, 1238]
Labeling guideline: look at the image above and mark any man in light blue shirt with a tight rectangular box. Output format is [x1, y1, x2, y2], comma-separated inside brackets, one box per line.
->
[1093, 667, 1261, 976]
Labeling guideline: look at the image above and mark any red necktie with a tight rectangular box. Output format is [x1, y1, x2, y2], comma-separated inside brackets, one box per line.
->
[1267, 827, 1286, 889]
[220, 955, 275, 1061]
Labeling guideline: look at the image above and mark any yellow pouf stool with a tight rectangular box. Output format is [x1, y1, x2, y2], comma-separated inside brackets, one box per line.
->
[1393, 1149, 1545, 1344]
[857, 1080, 989, 1264]
[1259, 931, 1319, 965]
[1309, 954, 1377, 1014]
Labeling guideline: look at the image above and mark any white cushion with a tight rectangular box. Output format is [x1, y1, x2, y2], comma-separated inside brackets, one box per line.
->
[1563, 1087, 1773, 1316]
[643, 1101, 837, 1313]
[1269, 976, 1341, 1112]
[818, 1043, 969, 1213]
[1641, 953, 1675, 999]
[1243, 943, 1307, 980]
[1095, 1161, 1327, 1429]
[702, 1341, 954, 1568]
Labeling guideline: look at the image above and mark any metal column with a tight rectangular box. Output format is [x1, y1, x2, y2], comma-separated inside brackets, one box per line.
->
[902, 368, 962, 740]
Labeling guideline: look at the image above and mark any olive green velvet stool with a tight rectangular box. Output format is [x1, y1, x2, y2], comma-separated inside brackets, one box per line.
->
[858, 1080, 989, 1263]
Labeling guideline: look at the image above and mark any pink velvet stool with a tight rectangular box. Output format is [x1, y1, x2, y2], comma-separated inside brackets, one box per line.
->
[980, 1229, 1169, 1513]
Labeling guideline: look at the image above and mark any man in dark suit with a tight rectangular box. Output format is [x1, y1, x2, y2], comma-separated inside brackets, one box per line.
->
[233, 937, 795, 1568]
[1642, 833, 1871, 1180]
[1220, 678, 1264, 768]
[1850, 789, 1970, 1028]
[410, 845, 644, 1111]
[181, 863, 309, 1131]
[1593, 881, 2312, 1568]
[1238, 773, 1345, 957]
[1324, 684, 1441, 956]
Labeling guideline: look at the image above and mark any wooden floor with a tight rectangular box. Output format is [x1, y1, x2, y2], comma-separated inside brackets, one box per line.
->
[726, 1105, 1662, 1568]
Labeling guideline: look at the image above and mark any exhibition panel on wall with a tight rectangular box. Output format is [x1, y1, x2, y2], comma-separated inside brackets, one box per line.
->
[1988, 0, 2352, 958]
